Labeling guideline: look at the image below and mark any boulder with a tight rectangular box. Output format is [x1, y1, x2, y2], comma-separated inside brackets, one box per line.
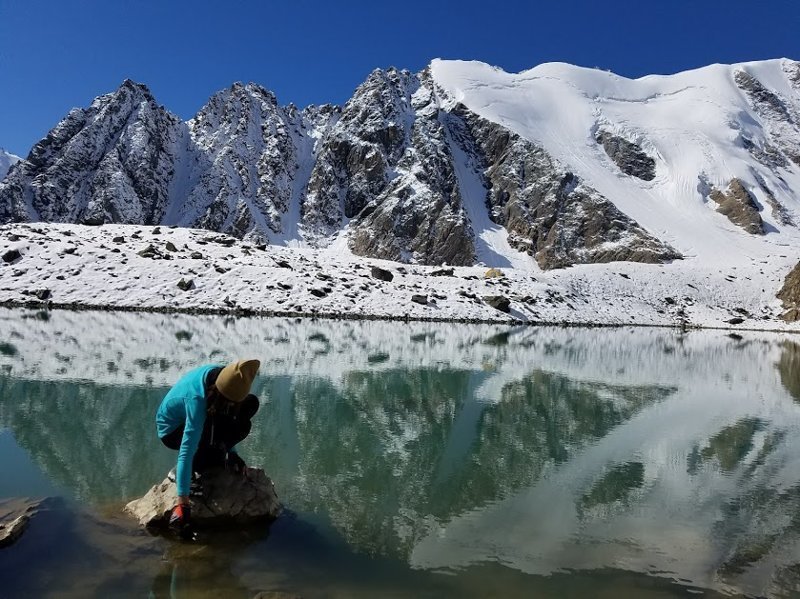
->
[370, 266, 394, 282]
[0, 498, 43, 548]
[124, 467, 281, 529]
[2, 248, 21, 263]
[484, 295, 511, 313]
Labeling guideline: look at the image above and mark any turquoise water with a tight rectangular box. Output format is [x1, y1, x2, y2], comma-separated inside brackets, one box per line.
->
[1, 308, 799, 597]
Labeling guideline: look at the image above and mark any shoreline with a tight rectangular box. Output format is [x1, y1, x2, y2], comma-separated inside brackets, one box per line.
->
[2, 298, 799, 336]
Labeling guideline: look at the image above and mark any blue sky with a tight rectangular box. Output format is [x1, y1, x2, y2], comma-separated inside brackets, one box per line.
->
[0, 0, 798, 156]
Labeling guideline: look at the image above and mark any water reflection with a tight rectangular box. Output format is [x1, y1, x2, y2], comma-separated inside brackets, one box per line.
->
[1, 308, 800, 597]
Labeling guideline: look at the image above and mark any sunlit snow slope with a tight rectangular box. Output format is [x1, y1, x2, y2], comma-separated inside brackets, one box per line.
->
[431, 58, 800, 265]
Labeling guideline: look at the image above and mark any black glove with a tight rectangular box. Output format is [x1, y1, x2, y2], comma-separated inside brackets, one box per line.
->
[169, 504, 194, 540]
[225, 452, 246, 475]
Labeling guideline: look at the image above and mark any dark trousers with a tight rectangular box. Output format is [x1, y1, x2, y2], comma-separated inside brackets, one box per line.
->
[161, 395, 259, 472]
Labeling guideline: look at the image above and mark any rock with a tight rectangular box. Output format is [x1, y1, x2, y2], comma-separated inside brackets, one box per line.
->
[430, 267, 454, 277]
[190, 251, 203, 259]
[454, 105, 681, 270]
[112, 236, 125, 243]
[138, 244, 160, 259]
[783, 308, 800, 322]
[484, 268, 504, 279]
[726, 317, 745, 325]
[275, 259, 292, 269]
[309, 288, 327, 298]
[0, 514, 30, 548]
[778, 262, 800, 321]
[177, 278, 194, 291]
[709, 179, 765, 235]
[411, 294, 428, 305]
[34, 288, 51, 301]
[0, 498, 44, 548]
[124, 467, 281, 529]
[165, 241, 178, 252]
[371, 266, 394, 282]
[152, 227, 161, 234]
[2, 249, 21, 263]
[595, 130, 656, 181]
[484, 295, 511, 313]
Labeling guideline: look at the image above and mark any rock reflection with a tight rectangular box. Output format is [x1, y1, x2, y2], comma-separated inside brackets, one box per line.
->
[777, 340, 800, 402]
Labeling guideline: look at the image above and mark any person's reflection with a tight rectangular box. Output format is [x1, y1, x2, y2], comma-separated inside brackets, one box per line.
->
[149, 528, 268, 599]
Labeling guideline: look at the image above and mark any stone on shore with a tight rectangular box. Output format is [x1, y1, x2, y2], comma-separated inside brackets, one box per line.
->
[0, 498, 43, 548]
[124, 467, 281, 529]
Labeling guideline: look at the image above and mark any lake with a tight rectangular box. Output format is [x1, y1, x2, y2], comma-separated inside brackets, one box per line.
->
[1, 307, 799, 597]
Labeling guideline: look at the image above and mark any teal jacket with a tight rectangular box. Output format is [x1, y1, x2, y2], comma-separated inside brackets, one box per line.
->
[156, 364, 219, 497]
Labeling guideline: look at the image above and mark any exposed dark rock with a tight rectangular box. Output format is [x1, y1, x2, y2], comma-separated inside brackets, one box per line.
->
[709, 179, 764, 235]
[177, 278, 194, 291]
[275, 259, 292, 269]
[753, 173, 794, 226]
[726, 317, 745, 325]
[138, 244, 160, 258]
[411, 294, 428, 305]
[735, 70, 800, 167]
[484, 295, 511, 313]
[347, 70, 475, 266]
[190, 251, 203, 259]
[303, 69, 412, 240]
[595, 130, 656, 180]
[112, 236, 125, 243]
[735, 71, 793, 124]
[777, 262, 800, 321]
[370, 266, 394, 282]
[34, 288, 51, 301]
[124, 467, 281, 529]
[309, 288, 327, 298]
[2, 248, 21, 263]
[165, 241, 178, 252]
[449, 104, 681, 270]
[430, 267, 454, 277]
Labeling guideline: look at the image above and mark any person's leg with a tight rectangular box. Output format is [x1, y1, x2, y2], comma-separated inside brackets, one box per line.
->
[238, 394, 260, 421]
[212, 395, 260, 451]
[191, 415, 226, 473]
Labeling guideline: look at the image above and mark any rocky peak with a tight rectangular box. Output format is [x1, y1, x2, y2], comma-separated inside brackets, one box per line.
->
[1, 78, 183, 226]
[301, 68, 420, 242]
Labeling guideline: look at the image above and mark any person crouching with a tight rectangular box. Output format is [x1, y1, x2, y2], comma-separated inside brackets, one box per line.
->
[156, 359, 261, 535]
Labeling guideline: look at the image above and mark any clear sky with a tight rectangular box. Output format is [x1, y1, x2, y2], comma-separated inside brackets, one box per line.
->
[0, 0, 798, 156]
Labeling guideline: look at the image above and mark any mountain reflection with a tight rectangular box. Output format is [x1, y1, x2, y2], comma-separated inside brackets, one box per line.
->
[0, 365, 673, 558]
[1, 309, 800, 596]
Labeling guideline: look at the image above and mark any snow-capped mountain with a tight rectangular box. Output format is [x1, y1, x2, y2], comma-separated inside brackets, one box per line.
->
[0, 148, 20, 181]
[1, 59, 799, 271]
